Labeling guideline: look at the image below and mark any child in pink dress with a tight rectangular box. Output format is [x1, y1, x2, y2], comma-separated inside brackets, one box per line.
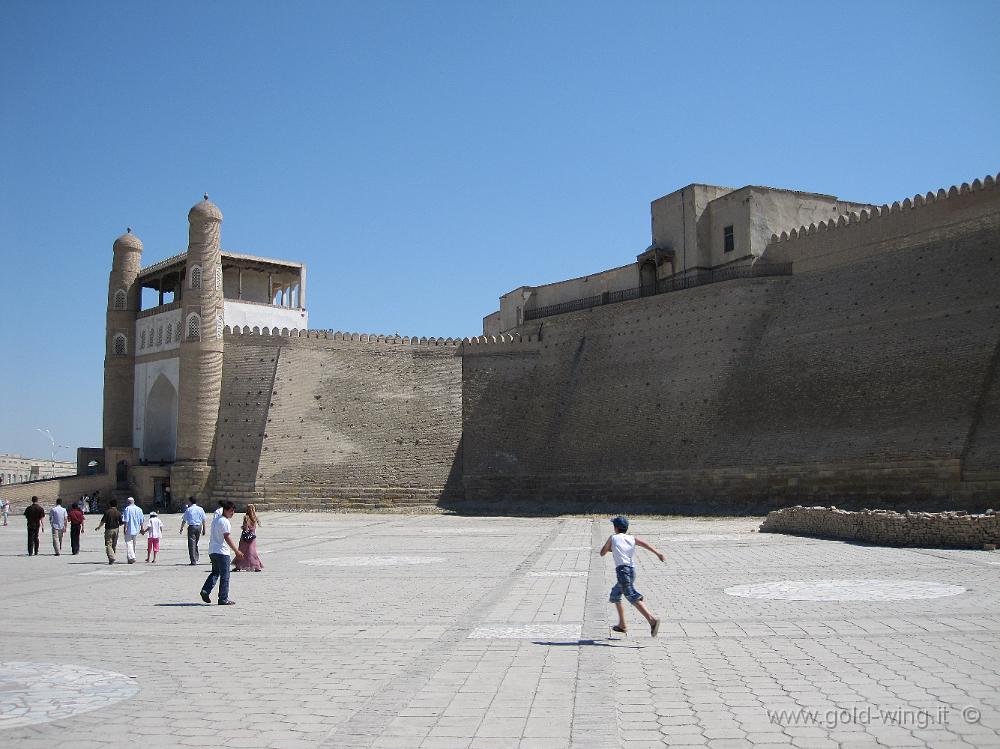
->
[144, 511, 163, 563]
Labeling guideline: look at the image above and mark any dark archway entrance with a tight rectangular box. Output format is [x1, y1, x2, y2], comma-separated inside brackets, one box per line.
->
[640, 260, 657, 296]
[115, 460, 128, 490]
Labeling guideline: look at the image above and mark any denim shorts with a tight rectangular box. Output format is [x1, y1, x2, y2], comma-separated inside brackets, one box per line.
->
[610, 564, 643, 604]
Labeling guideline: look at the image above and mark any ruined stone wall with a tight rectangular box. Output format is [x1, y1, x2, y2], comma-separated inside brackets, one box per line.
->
[211, 330, 463, 509]
[759, 506, 1000, 549]
[460, 178, 1000, 512]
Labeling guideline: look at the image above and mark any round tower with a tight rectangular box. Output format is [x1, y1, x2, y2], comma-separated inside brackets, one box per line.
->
[103, 228, 143, 448]
[173, 196, 225, 500]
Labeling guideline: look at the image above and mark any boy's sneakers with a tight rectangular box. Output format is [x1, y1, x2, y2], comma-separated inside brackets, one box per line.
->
[650, 618, 660, 637]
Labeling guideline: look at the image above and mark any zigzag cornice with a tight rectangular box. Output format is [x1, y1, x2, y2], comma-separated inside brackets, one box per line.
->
[768, 172, 998, 245]
[223, 327, 537, 347]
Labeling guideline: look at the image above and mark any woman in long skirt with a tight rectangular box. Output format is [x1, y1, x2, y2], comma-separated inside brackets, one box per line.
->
[234, 503, 263, 571]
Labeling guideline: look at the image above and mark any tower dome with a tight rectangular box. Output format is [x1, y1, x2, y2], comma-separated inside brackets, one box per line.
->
[113, 227, 143, 253]
[188, 194, 223, 223]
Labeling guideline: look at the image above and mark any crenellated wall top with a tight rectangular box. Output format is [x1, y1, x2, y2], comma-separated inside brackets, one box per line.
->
[761, 172, 999, 272]
[223, 326, 540, 352]
[768, 172, 997, 246]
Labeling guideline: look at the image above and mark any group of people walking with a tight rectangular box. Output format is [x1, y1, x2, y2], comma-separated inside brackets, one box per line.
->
[20, 496, 88, 556]
[11, 494, 263, 605]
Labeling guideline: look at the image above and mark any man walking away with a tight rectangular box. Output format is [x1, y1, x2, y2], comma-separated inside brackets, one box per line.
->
[49, 499, 68, 555]
[120, 497, 144, 565]
[24, 496, 45, 556]
[68, 501, 86, 555]
[96, 499, 122, 564]
[179, 497, 207, 565]
[200, 501, 243, 605]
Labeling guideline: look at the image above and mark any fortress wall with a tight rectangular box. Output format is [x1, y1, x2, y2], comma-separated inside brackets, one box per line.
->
[461, 278, 789, 510]
[0, 473, 116, 513]
[762, 174, 999, 273]
[701, 225, 1000, 505]
[461, 223, 1000, 512]
[213, 330, 463, 508]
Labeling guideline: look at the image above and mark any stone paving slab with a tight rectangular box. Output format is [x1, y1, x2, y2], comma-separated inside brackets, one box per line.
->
[0, 513, 998, 747]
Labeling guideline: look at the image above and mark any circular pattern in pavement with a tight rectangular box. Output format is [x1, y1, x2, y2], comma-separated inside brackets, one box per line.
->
[0, 662, 139, 730]
[299, 556, 446, 567]
[724, 579, 966, 601]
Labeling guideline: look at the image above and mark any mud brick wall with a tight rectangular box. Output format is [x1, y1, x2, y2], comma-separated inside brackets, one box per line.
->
[213, 333, 463, 507]
[461, 278, 790, 511]
[461, 218, 1000, 512]
[759, 505, 1000, 549]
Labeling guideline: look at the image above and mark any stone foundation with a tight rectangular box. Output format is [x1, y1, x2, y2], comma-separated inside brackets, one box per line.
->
[759, 505, 1000, 549]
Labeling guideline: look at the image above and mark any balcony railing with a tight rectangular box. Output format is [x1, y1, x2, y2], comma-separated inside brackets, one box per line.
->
[523, 262, 792, 322]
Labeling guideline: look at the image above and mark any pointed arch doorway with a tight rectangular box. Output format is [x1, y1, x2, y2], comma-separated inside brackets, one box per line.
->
[143, 374, 178, 462]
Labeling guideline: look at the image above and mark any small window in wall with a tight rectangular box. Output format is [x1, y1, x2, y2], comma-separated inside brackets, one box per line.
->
[175, 321, 183, 341]
[723, 225, 735, 253]
[216, 266, 223, 291]
[156, 326, 163, 346]
[165, 324, 172, 344]
[187, 314, 201, 340]
[113, 334, 127, 356]
[113, 289, 127, 310]
[216, 313, 225, 339]
[191, 265, 202, 289]
[140, 330, 147, 349]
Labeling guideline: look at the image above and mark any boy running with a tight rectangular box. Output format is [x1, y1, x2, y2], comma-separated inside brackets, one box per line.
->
[600, 516, 665, 636]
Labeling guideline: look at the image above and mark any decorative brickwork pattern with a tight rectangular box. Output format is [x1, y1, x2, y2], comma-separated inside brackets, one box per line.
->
[103, 230, 142, 448]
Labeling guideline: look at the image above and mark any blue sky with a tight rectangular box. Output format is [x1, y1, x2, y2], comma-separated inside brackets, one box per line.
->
[1, 1, 998, 459]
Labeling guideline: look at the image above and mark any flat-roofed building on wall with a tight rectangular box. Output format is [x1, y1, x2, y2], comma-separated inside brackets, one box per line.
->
[484, 183, 872, 335]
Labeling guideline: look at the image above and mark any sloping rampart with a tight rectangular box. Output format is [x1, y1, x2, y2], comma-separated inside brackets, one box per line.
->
[212, 331, 463, 508]
[462, 215, 1000, 511]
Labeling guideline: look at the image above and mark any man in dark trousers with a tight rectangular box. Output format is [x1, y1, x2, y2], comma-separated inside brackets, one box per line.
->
[24, 496, 45, 556]
[68, 501, 86, 555]
[95, 499, 122, 565]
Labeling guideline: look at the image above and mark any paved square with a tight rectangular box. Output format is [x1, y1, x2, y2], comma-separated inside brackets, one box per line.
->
[1, 513, 999, 748]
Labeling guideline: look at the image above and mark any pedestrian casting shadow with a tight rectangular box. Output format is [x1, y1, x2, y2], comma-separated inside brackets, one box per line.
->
[531, 639, 615, 647]
[155, 603, 209, 607]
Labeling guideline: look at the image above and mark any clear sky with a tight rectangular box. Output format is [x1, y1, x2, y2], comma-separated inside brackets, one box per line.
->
[1, 1, 998, 460]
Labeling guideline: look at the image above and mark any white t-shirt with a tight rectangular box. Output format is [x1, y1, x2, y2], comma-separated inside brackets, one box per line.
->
[610, 533, 636, 567]
[146, 517, 163, 539]
[49, 505, 68, 530]
[209, 515, 232, 556]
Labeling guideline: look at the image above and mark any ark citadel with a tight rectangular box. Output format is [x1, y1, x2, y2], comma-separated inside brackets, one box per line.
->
[11, 174, 1000, 513]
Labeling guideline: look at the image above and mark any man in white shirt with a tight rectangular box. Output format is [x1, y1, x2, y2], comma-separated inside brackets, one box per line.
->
[199, 501, 243, 605]
[120, 497, 144, 565]
[49, 499, 68, 555]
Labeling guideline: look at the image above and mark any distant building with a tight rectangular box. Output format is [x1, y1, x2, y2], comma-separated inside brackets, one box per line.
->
[485, 183, 872, 335]
[0, 454, 76, 485]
